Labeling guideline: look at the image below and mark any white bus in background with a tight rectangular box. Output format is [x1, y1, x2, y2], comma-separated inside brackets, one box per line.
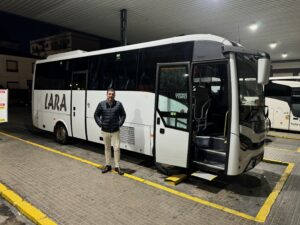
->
[265, 76, 300, 132]
[32, 34, 270, 177]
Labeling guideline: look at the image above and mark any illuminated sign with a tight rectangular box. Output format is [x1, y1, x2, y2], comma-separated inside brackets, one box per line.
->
[0, 89, 8, 123]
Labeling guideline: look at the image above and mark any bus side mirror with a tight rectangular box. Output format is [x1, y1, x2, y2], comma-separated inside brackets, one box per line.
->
[258, 58, 270, 85]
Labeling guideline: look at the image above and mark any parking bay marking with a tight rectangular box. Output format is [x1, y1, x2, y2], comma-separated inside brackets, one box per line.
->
[0, 131, 294, 223]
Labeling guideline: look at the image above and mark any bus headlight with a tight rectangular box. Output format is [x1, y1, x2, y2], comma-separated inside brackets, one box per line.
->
[245, 152, 264, 172]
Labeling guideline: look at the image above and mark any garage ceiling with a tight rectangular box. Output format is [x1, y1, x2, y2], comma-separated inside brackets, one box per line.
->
[1, 0, 300, 61]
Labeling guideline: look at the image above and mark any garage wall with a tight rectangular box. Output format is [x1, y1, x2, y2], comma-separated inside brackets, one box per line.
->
[271, 60, 300, 77]
[0, 54, 36, 89]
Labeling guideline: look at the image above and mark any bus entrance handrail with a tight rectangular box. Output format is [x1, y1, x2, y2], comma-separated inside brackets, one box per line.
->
[224, 110, 229, 143]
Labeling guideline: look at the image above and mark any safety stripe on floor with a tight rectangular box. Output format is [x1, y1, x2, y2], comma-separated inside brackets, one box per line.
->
[0, 183, 57, 225]
[256, 159, 294, 223]
[0, 131, 294, 223]
[265, 146, 300, 153]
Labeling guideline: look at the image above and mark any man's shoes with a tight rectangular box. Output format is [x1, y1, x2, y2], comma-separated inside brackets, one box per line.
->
[115, 167, 124, 175]
[102, 165, 112, 173]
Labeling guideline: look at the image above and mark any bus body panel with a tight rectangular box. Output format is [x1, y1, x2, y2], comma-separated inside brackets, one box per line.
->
[32, 90, 39, 128]
[227, 53, 240, 175]
[265, 76, 300, 132]
[154, 62, 191, 168]
[239, 145, 264, 172]
[239, 125, 264, 172]
[265, 97, 290, 130]
[155, 112, 189, 167]
[71, 90, 86, 139]
[33, 90, 72, 134]
[227, 53, 266, 175]
[86, 91, 155, 155]
[289, 111, 300, 131]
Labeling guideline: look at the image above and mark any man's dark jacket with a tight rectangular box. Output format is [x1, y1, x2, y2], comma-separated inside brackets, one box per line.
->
[94, 100, 126, 133]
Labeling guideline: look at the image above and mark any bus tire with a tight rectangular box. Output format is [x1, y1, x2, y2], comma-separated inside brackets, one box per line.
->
[54, 123, 68, 145]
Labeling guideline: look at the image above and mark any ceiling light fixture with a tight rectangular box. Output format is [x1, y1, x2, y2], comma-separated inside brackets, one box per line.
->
[249, 23, 258, 31]
[281, 53, 288, 58]
[269, 42, 277, 49]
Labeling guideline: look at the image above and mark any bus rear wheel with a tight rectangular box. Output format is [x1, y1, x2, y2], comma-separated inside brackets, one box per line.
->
[54, 123, 68, 145]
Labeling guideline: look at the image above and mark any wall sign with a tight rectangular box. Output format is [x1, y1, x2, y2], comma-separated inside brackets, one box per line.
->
[0, 89, 8, 123]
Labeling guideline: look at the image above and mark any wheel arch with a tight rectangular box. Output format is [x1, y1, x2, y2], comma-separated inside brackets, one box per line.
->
[54, 120, 71, 137]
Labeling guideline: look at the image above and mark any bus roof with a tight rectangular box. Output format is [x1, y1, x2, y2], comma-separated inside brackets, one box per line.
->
[37, 34, 233, 64]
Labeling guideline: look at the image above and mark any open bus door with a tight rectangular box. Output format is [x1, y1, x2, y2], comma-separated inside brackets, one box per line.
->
[154, 62, 192, 168]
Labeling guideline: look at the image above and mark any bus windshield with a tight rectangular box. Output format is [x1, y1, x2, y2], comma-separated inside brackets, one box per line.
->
[236, 53, 264, 107]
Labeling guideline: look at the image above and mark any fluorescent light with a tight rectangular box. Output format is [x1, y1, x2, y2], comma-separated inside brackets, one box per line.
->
[269, 42, 277, 49]
[249, 23, 258, 31]
[281, 53, 288, 58]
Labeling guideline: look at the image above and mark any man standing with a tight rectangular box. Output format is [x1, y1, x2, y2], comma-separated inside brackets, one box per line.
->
[94, 88, 126, 175]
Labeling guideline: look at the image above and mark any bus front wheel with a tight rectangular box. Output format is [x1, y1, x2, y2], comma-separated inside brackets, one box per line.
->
[54, 123, 68, 145]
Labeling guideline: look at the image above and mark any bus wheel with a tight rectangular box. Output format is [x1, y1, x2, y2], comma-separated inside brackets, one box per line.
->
[54, 123, 68, 145]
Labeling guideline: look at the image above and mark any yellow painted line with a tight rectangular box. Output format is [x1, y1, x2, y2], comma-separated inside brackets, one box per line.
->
[267, 133, 300, 141]
[0, 131, 103, 168]
[0, 131, 293, 223]
[125, 173, 256, 221]
[0, 181, 57, 225]
[1, 189, 23, 206]
[17, 201, 46, 222]
[255, 159, 294, 223]
[263, 158, 288, 165]
[265, 146, 299, 153]
[0, 183, 8, 193]
[297, 147, 300, 153]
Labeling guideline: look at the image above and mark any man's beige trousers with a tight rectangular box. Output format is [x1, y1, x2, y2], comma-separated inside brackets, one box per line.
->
[102, 131, 121, 168]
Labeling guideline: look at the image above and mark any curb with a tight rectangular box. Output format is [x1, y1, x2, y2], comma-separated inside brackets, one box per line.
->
[0, 182, 57, 225]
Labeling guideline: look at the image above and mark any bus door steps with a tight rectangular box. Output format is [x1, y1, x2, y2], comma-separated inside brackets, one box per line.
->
[194, 136, 227, 151]
[191, 170, 218, 181]
[199, 148, 226, 164]
[193, 160, 225, 171]
[202, 148, 226, 156]
[193, 136, 227, 171]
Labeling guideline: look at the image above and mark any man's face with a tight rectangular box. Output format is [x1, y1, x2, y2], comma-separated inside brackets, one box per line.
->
[107, 91, 115, 102]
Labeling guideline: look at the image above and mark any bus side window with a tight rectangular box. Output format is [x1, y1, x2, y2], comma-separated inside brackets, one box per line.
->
[117, 51, 138, 90]
[35, 60, 70, 90]
[265, 82, 291, 97]
[101, 54, 115, 90]
[138, 72, 152, 91]
[98, 51, 138, 91]
[137, 48, 159, 92]
[71, 58, 88, 90]
[88, 56, 102, 90]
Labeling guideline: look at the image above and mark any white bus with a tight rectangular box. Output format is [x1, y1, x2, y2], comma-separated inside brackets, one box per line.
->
[265, 76, 300, 132]
[32, 34, 270, 176]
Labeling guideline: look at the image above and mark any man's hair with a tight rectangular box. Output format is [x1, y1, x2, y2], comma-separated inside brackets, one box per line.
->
[107, 88, 115, 93]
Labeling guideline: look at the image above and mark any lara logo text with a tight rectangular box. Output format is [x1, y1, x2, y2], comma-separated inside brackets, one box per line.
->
[45, 93, 67, 111]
